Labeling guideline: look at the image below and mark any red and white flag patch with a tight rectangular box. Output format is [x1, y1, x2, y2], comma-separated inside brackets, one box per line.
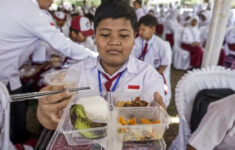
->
[50, 22, 55, 26]
[128, 85, 140, 90]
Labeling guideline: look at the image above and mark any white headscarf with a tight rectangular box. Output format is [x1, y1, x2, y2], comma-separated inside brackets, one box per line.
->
[227, 11, 235, 28]
[199, 10, 212, 27]
[181, 12, 193, 26]
[182, 16, 201, 44]
[168, 9, 179, 20]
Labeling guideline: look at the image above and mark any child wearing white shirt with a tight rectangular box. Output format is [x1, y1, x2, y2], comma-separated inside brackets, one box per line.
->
[132, 14, 171, 106]
[181, 16, 203, 67]
[37, 1, 166, 130]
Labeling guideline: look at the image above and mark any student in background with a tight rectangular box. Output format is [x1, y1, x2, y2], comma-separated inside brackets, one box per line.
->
[164, 9, 182, 48]
[198, 10, 211, 28]
[133, 0, 145, 21]
[37, 0, 166, 130]
[70, 16, 95, 51]
[224, 27, 235, 69]
[132, 14, 171, 106]
[53, 11, 70, 37]
[181, 16, 203, 67]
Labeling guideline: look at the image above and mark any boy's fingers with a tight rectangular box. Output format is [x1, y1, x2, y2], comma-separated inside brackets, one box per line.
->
[40, 85, 66, 92]
[154, 92, 166, 110]
[39, 92, 71, 104]
[55, 98, 71, 112]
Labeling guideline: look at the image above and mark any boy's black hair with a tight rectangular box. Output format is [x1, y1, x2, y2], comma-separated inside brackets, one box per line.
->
[134, 0, 142, 6]
[84, 13, 94, 22]
[138, 14, 157, 27]
[94, 0, 137, 33]
[69, 27, 79, 37]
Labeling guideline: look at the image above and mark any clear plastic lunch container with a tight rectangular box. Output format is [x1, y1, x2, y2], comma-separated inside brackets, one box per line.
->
[110, 92, 142, 107]
[57, 90, 109, 147]
[115, 106, 169, 142]
[44, 69, 79, 87]
[46, 131, 167, 150]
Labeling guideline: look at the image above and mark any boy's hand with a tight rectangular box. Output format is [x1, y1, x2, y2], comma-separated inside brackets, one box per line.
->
[37, 85, 72, 130]
[151, 92, 166, 110]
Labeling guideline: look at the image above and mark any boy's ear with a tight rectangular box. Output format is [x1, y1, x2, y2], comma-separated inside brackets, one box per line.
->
[71, 31, 77, 38]
[151, 26, 156, 33]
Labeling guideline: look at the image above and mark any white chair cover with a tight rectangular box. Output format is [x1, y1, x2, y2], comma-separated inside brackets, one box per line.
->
[0, 82, 16, 150]
[173, 28, 191, 70]
[168, 66, 235, 150]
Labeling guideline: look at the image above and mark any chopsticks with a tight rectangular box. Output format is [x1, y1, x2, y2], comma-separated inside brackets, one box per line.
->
[10, 86, 90, 102]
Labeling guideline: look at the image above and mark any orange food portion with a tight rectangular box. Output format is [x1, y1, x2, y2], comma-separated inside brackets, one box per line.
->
[152, 120, 161, 124]
[128, 118, 137, 125]
[119, 116, 128, 125]
[141, 118, 152, 124]
[119, 116, 161, 125]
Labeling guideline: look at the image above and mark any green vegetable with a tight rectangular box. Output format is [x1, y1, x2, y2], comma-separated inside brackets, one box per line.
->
[70, 104, 107, 139]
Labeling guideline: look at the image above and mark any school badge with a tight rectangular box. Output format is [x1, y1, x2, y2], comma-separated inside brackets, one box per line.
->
[154, 59, 159, 65]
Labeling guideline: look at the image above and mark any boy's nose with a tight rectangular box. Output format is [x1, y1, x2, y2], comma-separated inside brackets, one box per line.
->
[108, 36, 121, 46]
[108, 40, 121, 46]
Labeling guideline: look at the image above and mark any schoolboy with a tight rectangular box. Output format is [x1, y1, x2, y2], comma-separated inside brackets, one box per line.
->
[53, 11, 70, 37]
[132, 14, 171, 106]
[70, 16, 95, 51]
[132, 14, 170, 75]
[37, 1, 166, 130]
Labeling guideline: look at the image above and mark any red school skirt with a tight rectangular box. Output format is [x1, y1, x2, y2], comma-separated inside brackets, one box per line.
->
[166, 33, 174, 48]
[156, 24, 164, 36]
[181, 43, 203, 67]
[228, 43, 235, 51]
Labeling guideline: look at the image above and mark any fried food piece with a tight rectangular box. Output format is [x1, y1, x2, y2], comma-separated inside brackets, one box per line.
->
[116, 97, 148, 107]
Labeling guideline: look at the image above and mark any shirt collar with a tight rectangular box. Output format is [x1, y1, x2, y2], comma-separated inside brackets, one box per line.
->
[143, 34, 156, 45]
[84, 55, 138, 77]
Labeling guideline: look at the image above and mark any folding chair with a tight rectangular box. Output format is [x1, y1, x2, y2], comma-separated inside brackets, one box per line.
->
[168, 66, 235, 150]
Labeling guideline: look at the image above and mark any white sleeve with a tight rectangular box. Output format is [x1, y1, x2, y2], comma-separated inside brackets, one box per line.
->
[188, 95, 235, 150]
[24, 10, 98, 60]
[158, 40, 170, 66]
[142, 66, 165, 105]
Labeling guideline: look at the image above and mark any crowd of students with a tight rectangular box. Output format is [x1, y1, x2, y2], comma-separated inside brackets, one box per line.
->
[0, 0, 235, 149]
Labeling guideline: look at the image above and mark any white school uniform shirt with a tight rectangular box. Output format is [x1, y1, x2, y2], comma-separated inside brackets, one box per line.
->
[199, 25, 209, 47]
[164, 9, 182, 34]
[225, 27, 235, 56]
[79, 37, 96, 52]
[226, 27, 235, 44]
[32, 42, 48, 63]
[67, 56, 165, 104]
[189, 94, 235, 150]
[135, 8, 145, 21]
[0, 0, 97, 90]
[55, 23, 70, 38]
[132, 35, 170, 69]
